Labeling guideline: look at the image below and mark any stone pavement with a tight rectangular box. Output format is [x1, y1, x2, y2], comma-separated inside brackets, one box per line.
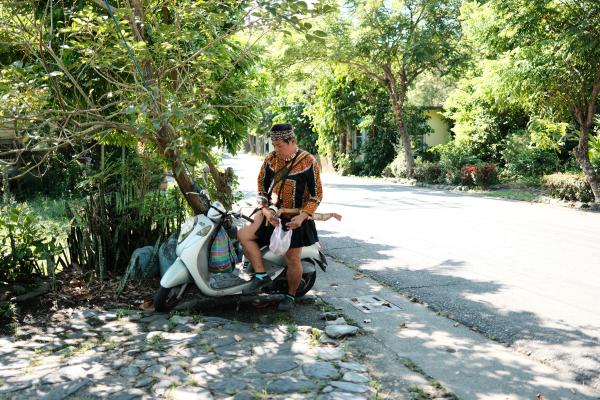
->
[0, 307, 376, 400]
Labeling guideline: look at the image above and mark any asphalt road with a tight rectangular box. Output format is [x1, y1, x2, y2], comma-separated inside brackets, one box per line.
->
[223, 152, 600, 391]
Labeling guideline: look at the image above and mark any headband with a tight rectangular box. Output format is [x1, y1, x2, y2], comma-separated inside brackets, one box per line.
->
[269, 129, 295, 141]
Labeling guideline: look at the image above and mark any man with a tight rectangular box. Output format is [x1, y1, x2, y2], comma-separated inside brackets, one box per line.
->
[237, 123, 323, 311]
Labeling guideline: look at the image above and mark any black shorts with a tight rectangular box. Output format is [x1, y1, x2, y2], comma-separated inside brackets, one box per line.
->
[255, 217, 319, 249]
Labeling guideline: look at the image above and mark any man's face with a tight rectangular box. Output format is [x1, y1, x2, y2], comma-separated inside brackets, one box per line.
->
[272, 138, 296, 159]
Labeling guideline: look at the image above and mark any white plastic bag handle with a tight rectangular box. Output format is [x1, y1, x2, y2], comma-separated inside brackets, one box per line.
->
[269, 224, 292, 256]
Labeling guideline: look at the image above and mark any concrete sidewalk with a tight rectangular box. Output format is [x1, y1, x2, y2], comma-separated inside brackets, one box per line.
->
[313, 256, 600, 400]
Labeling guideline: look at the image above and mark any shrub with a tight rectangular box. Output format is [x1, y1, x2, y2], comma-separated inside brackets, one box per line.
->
[333, 153, 353, 176]
[413, 159, 443, 184]
[502, 132, 560, 178]
[431, 142, 482, 185]
[542, 173, 593, 202]
[0, 201, 66, 282]
[383, 144, 408, 178]
[461, 163, 499, 188]
[8, 151, 86, 200]
[67, 187, 186, 278]
[359, 130, 398, 176]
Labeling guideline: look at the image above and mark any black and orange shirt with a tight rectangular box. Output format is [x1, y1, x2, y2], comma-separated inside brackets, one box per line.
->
[257, 149, 323, 216]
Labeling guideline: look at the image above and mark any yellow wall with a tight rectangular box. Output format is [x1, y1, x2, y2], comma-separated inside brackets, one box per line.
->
[424, 109, 450, 147]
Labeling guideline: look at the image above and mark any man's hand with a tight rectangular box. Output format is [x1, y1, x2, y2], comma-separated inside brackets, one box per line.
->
[286, 212, 308, 230]
[262, 207, 279, 226]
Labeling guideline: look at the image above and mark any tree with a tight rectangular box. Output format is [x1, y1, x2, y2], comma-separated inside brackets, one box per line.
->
[304, 66, 363, 158]
[0, 0, 333, 212]
[320, 0, 464, 177]
[463, 0, 600, 201]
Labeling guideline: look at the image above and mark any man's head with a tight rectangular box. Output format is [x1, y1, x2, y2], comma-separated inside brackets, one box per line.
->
[270, 123, 297, 158]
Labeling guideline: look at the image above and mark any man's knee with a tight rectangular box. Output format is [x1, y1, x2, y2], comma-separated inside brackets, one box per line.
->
[238, 220, 257, 241]
[285, 248, 302, 265]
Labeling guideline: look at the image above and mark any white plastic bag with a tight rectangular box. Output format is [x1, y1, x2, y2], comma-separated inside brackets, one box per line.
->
[269, 223, 292, 256]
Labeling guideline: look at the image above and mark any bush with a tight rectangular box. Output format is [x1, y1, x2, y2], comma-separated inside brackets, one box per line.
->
[413, 159, 443, 184]
[502, 132, 560, 178]
[542, 173, 593, 202]
[333, 153, 353, 176]
[67, 187, 186, 278]
[431, 142, 482, 185]
[8, 151, 86, 200]
[461, 163, 499, 188]
[359, 130, 398, 176]
[0, 201, 66, 282]
[383, 144, 408, 178]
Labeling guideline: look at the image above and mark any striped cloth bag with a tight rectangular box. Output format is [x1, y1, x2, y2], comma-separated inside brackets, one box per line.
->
[208, 226, 236, 273]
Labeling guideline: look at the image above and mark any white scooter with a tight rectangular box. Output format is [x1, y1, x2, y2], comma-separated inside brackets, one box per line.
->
[153, 194, 327, 312]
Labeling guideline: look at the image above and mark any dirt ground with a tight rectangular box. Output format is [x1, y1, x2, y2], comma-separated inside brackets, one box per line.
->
[0, 269, 328, 337]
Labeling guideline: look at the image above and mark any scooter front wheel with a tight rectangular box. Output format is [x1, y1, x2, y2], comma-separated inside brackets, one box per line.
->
[154, 285, 182, 312]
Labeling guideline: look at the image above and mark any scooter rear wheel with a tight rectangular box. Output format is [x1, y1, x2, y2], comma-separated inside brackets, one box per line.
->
[154, 285, 181, 312]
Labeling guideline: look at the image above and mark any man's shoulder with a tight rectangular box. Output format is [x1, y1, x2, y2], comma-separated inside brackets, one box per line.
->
[264, 151, 277, 162]
[301, 151, 318, 165]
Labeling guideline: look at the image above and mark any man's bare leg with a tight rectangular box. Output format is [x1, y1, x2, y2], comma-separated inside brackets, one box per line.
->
[285, 247, 302, 296]
[278, 246, 302, 311]
[237, 212, 266, 273]
[237, 213, 274, 294]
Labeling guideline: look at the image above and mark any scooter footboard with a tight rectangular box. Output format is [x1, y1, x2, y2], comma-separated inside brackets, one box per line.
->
[160, 258, 193, 288]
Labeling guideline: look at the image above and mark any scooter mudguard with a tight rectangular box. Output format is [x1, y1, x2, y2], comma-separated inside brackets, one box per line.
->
[160, 258, 193, 288]
[301, 259, 317, 274]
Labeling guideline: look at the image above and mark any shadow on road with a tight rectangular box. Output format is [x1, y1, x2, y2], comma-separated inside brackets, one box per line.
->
[318, 229, 600, 390]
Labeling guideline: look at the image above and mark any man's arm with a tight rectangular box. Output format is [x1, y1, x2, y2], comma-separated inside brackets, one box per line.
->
[257, 156, 273, 205]
[301, 157, 323, 217]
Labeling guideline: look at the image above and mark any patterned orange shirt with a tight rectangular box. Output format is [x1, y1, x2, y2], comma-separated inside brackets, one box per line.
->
[257, 149, 323, 216]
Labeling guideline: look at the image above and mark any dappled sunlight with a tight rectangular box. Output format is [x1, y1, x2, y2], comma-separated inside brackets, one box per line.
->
[316, 228, 600, 394]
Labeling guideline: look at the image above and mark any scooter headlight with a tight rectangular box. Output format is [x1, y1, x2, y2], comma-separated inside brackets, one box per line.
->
[178, 216, 197, 244]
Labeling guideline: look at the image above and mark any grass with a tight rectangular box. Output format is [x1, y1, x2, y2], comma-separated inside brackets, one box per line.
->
[0, 301, 17, 331]
[369, 379, 382, 391]
[314, 298, 338, 314]
[58, 341, 96, 360]
[24, 196, 71, 224]
[116, 308, 135, 319]
[147, 334, 163, 350]
[249, 389, 270, 400]
[407, 385, 430, 400]
[310, 327, 322, 346]
[102, 339, 120, 351]
[400, 357, 426, 376]
[483, 189, 542, 202]
[285, 322, 298, 334]
[273, 312, 295, 327]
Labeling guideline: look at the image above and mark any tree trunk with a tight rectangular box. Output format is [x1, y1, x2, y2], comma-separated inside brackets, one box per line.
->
[128, 2, 209, 214]
[383, 65, 414, 177]
[574, 117, 600, 202]
[205, 156, 234, 210]
[573, 75, 600, 203]
[338, 132, 345, 154]
[345, 124, 353, 154]
[156, 124, 208, 214]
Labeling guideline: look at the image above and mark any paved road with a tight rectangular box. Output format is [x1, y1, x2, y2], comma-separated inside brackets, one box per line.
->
[224, 152, 600, 391]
